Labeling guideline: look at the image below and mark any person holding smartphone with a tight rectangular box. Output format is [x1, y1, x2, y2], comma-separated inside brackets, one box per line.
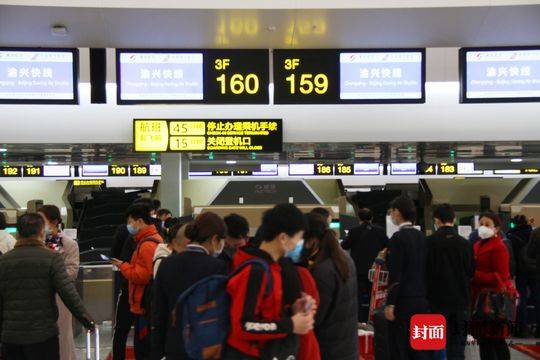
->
[302, 212, 359, 360]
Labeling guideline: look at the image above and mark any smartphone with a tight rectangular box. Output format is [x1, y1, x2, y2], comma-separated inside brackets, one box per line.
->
[100, 254, 111, 261]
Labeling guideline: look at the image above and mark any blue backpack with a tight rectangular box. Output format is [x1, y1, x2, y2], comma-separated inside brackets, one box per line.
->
[176, 258, 273, 360]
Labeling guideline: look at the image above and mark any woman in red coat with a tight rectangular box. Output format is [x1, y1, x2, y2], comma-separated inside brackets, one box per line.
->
[471, 213, 511, 360]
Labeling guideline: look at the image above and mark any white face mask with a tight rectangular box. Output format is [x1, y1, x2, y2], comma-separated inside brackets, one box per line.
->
[478, 225, 495, 240]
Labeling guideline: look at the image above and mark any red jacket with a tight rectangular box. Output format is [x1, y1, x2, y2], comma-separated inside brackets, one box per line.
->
[296, 266, 321, 360]
[471, 235, 512, 338]
[227, 247, 304, 358]
[120, 225, 163, 315]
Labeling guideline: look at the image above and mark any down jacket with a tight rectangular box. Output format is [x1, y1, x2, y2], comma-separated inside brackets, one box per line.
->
[0, 238, 89, 345]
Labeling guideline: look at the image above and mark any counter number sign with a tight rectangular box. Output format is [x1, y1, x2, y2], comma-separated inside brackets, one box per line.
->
[0, 166, 21, 177]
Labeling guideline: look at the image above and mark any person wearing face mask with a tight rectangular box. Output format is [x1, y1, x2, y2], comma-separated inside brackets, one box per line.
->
[151, 212, 227, 360]
[111, 197, 157, 360]
[225, 204, 316, 359]
[37, 205, 80, 360]
[0, 213, 95, 360]
[470, 213, 512, 360]
[219, 213, 250, 273]
[303, 213, 358, 360]
[111, 203, 164, 360]
[426, 204, 475, 360]
[384, 195, 430, 360]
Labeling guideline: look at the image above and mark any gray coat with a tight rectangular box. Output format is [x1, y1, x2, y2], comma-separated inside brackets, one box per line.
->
[0, 238, 88, 345]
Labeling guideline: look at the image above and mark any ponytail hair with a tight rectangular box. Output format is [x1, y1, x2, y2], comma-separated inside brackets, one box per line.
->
[305, 213, 351, 282]
[184, 212, 226, 244]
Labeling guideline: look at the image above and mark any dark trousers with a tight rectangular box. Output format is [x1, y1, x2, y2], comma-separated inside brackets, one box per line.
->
[516, 273, 538, 335]
[358, 278, 372, 323]
[112, 286, 135, 360]
[134, 315, 151, 360]
[388, 298, 431, 360]
[2, 336, 59, 360]
[477, 338, 510, 360]
[432, 308, 468, 360]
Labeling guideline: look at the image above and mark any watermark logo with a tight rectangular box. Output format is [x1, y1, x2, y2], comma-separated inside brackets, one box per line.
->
[410, 314, 446, 350]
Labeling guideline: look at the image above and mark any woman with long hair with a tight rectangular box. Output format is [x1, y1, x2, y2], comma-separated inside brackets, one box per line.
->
[37, 205, 79, 360]
[303, 213, 359, 360]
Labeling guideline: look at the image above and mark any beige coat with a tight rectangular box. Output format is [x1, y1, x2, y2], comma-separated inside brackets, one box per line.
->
[55, 233, 79, 360]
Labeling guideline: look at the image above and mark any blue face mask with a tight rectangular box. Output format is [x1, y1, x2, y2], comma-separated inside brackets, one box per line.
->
[285, 239, 304, 263]
[126, 224, 139, 236]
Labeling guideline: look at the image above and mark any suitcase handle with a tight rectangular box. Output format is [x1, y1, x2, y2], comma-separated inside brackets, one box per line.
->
[86, 326, 100, 360]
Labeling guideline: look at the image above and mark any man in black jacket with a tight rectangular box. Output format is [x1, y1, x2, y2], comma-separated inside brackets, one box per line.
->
[385, 196, 429, 360]
[342, 208, 388, 322]
[426, 204, 475, 360]
[0, 213, 95, 360]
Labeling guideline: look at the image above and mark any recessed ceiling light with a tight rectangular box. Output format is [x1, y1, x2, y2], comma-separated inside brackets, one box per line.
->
[0, 148, 7, 152]
[511, 158, 523, 163]
[226, 160, 237, 164]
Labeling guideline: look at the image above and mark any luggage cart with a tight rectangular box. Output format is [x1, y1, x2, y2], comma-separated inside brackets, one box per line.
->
[367, 251, 389, 323]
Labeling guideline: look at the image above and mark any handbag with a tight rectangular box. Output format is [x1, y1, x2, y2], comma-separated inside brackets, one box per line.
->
[472, 273, 517, 322]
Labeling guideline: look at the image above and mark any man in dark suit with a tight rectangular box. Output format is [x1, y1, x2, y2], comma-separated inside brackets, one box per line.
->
[427, 204, 475, 360]
[342, 208, 388, 322]
[385, 195, 429, 360]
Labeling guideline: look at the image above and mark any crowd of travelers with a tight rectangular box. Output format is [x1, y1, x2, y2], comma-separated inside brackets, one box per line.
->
[0, 195, 538, 360]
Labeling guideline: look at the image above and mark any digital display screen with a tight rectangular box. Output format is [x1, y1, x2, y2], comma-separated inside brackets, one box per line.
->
[390, 163, 417, 175]
[0, 166, 21, 177]
[117, 49, 269, 104]
[82, 165, 109, 177]
[273, 49, 425, 104]
[340, 50, 425, 102]
[354, 163, 380, 175]
[315, 164, 334, 176]
[117, 50, 203, 103]
[0, 48, 78, 104]
[457, 162, 483, 175]
[334, 163, 353, 176]
[109, 165, 129, 177]
[134, 119, 282, 153]
[254, 164, 278, 176]
[23, 165, 43, 177]
[74, 179, 105, 187]
[288, 164, 316, 176]
[149, 164, 162, 176]
[273, 49, 339, 104]
[204, 50, 269, 104]
[460, 47, 540, 103]
[130, 164, 149, 176]
[437, 163, 458, 175]
[43, 165, 71, 177]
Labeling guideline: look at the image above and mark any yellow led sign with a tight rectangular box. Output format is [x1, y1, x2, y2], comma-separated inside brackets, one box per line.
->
[133, 119, 283, 153]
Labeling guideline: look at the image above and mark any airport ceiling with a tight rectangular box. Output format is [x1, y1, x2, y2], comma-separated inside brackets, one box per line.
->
[0, 5, 540, 48]
[2, 142, 540, 166]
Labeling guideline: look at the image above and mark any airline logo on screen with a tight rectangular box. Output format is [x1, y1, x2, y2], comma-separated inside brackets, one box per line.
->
[133, 119, 282, 153]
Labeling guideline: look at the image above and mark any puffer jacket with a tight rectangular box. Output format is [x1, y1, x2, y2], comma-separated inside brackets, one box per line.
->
[311, 254, 359, 360]
[119, 225, 163, 315]
[0, 238, 89, 345]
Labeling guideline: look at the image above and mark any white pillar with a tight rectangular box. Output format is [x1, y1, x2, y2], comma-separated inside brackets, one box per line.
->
[159, 153, 189, 216]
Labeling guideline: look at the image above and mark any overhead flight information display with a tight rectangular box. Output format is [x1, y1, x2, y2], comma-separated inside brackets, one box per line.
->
[340, 50, 425, 102]
[0, 48, 78, 104]
[273, 50, 339, 104]
[117, 49, 269, 104]
[460, 47, 540, 103]
[273, 49, 425, 104]
[133, 119, 282, 153]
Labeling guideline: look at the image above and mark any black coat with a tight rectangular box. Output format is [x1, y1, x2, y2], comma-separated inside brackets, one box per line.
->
[507, 224, 532, 277]
[312, 254, 359, 360]
[342, 222, 388, 282]
[387, 226, 427, 307]
[151, 246, 227, 360]
[426, 226, 475, 311]
[0, 240, 89, 344]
